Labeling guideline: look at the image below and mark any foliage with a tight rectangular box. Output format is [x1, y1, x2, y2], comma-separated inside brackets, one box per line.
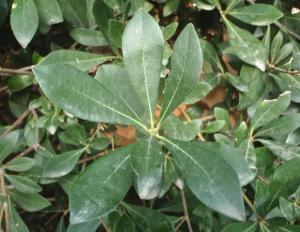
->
[1, 0, 300, 231]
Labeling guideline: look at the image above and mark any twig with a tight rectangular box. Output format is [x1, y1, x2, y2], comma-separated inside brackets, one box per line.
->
[100, 218, 110, 232]
[0, 67, 32, 76]
[180, 189, 194, 232]
[175, 217, 186, 231]
[78, 152, 106, 164]
[0, 110, 31, 138]
[0, 86, 8, 93]
[16, 145, 37, 158]
[0, 169, 9, 232]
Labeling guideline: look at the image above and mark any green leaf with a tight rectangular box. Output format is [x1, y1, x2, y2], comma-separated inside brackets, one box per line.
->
[163, 0, 180, 17]
[279, 197, 294, 221]
[5, 174, 42, 194]
[292, 52, 300, 70]
[108, 19, 125, 48]
[10, 0, 39, 48]
[70, 28, 108, 46]
[122, 9, 164, 127]
[201, 39, 223, 72]
[200, 120, 225, 133]
[113, 215, 135, 232]
[8, 198, 29, 232]
[34, 0, 63, 25]
[257, 139, 300, 161]
[237, 139, 257, 173]
[224, 19, 267, 71]
[255, 113, 300, 141]
[37, 50, 114, 72]
[0, 130, 19, 163]
[43, 149, 84, 178]
[228, 4, 283, 26]
[9, 190, 51, 212]
[163, 22, 178, 40]
[69, 146, 133, 224]
[206, 0, 221, 9]
[95, 64, 144, 125]
[131, 136, 163, 199]
[66, 220, 99, 232]
[33, 64, 147, 130]
[276, 225, 300, 232]
[238, 65, 267, 110]
[251, 91, 291, 129]
[226, 72, 249, 92]
[271, 31, 283, 63]
[163, 138, 246, 221]
[4, 157, 36, 172]
[162, 115, 201, 141]
[225, 0, 242, 11]
[57, 0, 89, 28]
[274, 42, 294, 64]
[8, 75, 34, 92]
[159, 24, 202, 124]
[221, 222, 256, 232]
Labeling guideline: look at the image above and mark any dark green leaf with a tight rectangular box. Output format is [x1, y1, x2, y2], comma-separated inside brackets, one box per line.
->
[159, 24, 202, 124]
[69, 146, 133, 224]
[43, 149, 84, 178]
[8, 75, 34, 92]
[221, 222, 256, 232]
[5, 174, 42, 193]
[292, 52, 300, 70]
[8, 198, 29, 232]
[131, 136, 163, 199]
[4, 157, 36, 172]
[0, 130, 19, 163]
[163, 138, 246, 220]
[10, 0, 39, 48]
[271, 31, 283, 63]
[108, 19, 125, 48]
[113, 215, 135, 232]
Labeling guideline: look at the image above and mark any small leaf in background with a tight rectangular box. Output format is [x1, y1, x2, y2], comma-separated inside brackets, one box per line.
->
[162, 115, 202, 141]
[108, 19, 125, 48]
[131, 136, 163, 199]
[43, 149, 84, 178]
[10, 0, 39, 48]
[292, 52, 300, 70]
[9, 190, 50, 212]
[69, 146, 133, 224]
[8, 75, 34, 92]
[37, 50, 115, 72]
[8, 198, 29, 232]
[0, 130, 19, 163]
[200, 120, 225, 133]
[123, 8, 164, 127]
[270, 31, 283, 63]
[159, 24, 202, 124]
[5, 174, 42, 194]
[251, 91, 291, 129]
[4, 157, 36, 172]
[164, 138, 246, 221]
[70, 28, 108, 46]
[225, 0, 242, 12]
[34, 0, 63, 26]
[228, 4, 283, 26]
[163, 0, 180, 17]
[57, 0, 89, 28]
[162, 22, 178, 40]
[224, 19, 267, 71]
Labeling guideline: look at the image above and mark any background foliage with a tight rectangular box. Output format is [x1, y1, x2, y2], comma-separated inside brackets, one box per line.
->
[1, 0, 300, 231]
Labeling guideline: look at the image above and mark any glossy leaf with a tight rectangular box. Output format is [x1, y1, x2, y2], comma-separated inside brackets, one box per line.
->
[163, 138, 246, 221]
[228, 4, 283, 26]
[131, 136, 163, 199]
[5, 174, 42, 194]
[251, 91, 291, 129]
[10, 0, 39, 48]
[159, 24, 202, 124]
[69, 146, 133, 224]
[43, 149, 84, 178]
[8, 75, 34, 92]
[37, 50, 114, 72]
[4, 157, 36, 172]
[122, 9, 164, 127]
[34, 0, 63, 25]
[224, 19, 267, 71]
[33, 64, 147, 130]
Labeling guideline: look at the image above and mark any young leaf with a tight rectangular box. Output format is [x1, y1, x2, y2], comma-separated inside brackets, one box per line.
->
[251, 91, 291, 129]
[57, 0, 89, 28]
[43, 149, 84, 178]
[163, 22, 178, 40]
[159, 24, 202, 124]
[4, 157, 36, 172]
[70, 28, 108, 46]
[10, 0, 39, 48]
[37, 50, 114, 72]
[34, 0, 63, 25]
[0, 130, 19, 163]
[33, 64, 147, 131]
[5, 174, 42, 194]
[274, 42, 294, 64]
[228, 4, 283, 26]
[122, 9, 164, 127]
[224, 19, 267, 71]
[163, 138, 246, 221]
[69, 146, 133, 224]
[270, 31, 283, 63]
[131, 136, 163, 200]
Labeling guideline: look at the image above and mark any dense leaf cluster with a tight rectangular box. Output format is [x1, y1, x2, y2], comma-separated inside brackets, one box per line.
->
[1, 0, 300, 231]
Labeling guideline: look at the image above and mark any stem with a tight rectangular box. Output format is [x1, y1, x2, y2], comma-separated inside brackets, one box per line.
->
[0, 169, 9, 232]
[0, 110, 31, 138]
[0, 67, 32, 76]
[180, 189, 194, 232]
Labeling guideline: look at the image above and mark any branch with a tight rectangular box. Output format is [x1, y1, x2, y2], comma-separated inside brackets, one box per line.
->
[180, 189, 194, 232]
[0, 67, 32, 76]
